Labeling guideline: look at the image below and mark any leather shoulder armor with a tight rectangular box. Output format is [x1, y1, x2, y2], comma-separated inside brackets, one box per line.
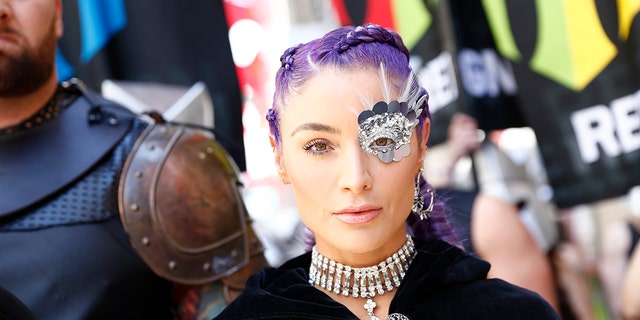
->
[119, 121, 262, 285]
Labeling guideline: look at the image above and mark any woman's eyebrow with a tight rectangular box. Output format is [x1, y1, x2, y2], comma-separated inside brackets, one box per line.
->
[290, 122, 340, 137]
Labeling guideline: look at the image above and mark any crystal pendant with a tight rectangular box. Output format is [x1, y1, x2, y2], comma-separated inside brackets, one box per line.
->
[364, 297, 380, 320]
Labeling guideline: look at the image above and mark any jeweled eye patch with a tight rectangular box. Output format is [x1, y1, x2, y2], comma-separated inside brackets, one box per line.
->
[358, 100, 418, 163]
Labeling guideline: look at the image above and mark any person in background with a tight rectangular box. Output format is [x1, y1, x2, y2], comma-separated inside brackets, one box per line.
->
[620, 186, 640, 320]
[424, 112, 561, 314]
[622, 222, 640, 320]
[471, 128, 561, 315]
[214, 23, 559, 320]
[0, 0, 266, 319]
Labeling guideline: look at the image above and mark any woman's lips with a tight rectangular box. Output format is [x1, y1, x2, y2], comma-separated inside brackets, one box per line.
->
[333, 205, 381, 224]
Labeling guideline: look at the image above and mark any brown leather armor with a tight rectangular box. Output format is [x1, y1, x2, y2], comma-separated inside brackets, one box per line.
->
[119, 120, 266, 288]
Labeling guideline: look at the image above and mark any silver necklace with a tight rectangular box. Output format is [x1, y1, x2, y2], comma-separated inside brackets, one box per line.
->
[309, 235, 416, 320]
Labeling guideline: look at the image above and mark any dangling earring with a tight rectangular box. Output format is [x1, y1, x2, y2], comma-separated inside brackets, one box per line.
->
[412, 169, 434, 220]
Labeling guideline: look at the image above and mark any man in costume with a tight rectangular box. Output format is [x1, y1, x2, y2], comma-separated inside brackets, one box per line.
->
[0, 0, 265, 319]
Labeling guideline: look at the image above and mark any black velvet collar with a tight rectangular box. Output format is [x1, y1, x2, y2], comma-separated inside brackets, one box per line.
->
[215, 239, 491, 320]
[216, 237, 559, 319]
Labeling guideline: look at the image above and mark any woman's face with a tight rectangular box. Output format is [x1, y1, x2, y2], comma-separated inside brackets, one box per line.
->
[273, 69, 429, 265]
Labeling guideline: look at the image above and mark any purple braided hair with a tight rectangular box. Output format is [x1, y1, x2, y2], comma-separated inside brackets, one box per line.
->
[268, 23, 462, 250]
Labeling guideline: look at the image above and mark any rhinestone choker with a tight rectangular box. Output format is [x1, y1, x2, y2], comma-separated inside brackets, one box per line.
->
[309, 235, 416, 320]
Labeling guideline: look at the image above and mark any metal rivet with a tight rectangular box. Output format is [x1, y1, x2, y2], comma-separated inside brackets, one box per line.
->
[134, 171, 143, 178]
[130, 204, 139, 211]
[230, 249, 238, 258]
[206, 146, 213, 154]
[146, 144, 155, 151]
[203, 262, 211, 271]
[141, 237, 150, 245]
[198, 152, 206, 160]
[168, 261, 177, 270]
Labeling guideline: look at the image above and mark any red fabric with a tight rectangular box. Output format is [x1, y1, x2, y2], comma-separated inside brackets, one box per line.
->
[172, 285, 202, 320]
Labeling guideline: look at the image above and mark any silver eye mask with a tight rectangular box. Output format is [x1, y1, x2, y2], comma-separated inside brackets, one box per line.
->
[356, 64, 426, 163]
[358, 100, 418, 163]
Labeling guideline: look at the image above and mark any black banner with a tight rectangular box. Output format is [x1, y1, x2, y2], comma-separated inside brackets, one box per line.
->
[468, 0, 640, 208]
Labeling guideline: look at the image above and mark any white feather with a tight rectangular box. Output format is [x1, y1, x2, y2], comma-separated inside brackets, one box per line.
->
[378, 63, 393, 103]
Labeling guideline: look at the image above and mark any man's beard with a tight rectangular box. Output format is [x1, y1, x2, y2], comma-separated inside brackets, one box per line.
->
[0, 26, 57, 97]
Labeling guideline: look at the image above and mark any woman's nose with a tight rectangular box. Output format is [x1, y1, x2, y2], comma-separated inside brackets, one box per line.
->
[337, 145, 373, 195]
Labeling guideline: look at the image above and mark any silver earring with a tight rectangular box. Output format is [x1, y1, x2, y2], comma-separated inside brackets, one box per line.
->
[412, 169, 434, 220]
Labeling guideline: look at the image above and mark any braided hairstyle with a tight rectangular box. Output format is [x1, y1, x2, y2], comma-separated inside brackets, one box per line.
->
[268, 24, 461, 249]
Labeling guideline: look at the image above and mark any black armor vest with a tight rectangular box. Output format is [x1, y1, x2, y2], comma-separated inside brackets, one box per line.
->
[0, 83, 174, 319]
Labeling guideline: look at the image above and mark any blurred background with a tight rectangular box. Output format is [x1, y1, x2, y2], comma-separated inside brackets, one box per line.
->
[56, 1, 640, 319]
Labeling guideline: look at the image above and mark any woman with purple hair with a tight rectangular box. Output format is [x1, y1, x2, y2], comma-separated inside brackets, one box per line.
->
[214, 24, 558, 320]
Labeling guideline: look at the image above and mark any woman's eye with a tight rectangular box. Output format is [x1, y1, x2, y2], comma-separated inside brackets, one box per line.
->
[373, 137, 394, 147]
[369, 137, 395, 152]
[302, 140, 331, 155]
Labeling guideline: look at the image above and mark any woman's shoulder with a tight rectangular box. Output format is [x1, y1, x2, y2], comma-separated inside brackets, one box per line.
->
[239, 252, 311, 291]
[214, 252, 355, 320]
[412, 238, 492, 283]
[406, 239, 559, 319]
[442, 277, 560, 319]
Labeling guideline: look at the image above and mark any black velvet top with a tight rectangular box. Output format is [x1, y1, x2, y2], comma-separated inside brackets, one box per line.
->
[214, 238, 559, 320]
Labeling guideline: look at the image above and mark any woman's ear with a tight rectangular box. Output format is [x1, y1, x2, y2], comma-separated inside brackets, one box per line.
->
[415, 119, 430, 170]
[419, 119, 431, 157]
[270, 135, 290, 184]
